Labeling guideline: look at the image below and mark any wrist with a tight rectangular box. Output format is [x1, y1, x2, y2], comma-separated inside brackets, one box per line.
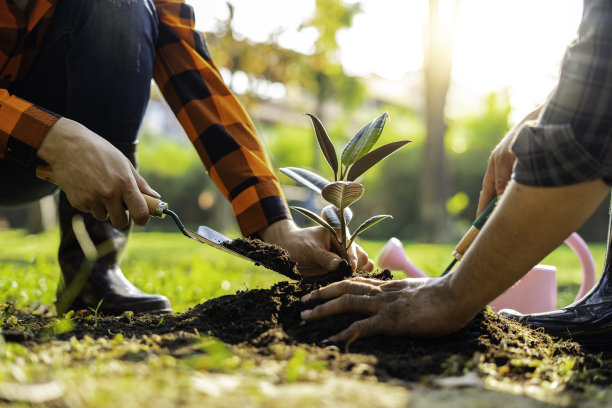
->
[36, 117, 78, 165]
[257, 219, 298, 244]
[439, 273, 479, 327]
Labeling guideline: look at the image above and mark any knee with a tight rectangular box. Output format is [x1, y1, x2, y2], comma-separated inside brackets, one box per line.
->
[76, 0, 158, 63]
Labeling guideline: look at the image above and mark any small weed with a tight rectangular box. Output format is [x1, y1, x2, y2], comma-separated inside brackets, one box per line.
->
[88, 299, 104, 328]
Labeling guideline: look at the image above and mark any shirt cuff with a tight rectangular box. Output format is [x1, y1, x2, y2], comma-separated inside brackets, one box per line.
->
[0, 93, 60, 167]
[511, 122, 612, 186]
[231, 184, 291, 237]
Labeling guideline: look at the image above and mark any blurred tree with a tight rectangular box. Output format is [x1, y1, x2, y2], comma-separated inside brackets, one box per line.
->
[205, 1, 365, 125]
[419, 0, 461, 243]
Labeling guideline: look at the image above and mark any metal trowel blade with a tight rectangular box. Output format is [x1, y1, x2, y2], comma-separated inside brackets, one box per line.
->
[181, 225, 262, 267]
[196, 226, 232, 245]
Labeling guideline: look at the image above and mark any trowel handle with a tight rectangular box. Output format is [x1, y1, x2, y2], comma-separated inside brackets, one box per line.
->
[35, 164, 54, 182]
[144, 195, 167, 218]
[451, 196, 498, 260]
[36, 164, 167, 218]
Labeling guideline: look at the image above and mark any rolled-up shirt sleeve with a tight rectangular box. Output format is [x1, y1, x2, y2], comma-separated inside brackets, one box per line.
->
[512, 0, 612, 186]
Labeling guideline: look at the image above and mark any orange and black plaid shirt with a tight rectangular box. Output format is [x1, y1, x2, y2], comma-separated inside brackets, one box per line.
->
[0, 0, 290, 236]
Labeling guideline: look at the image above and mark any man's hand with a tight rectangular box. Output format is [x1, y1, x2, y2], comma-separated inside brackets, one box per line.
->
[300, 276, 468, 341]
[259, 219, 374, 277]
[477, 107, 543, 215]
[36, 117, 159, 228]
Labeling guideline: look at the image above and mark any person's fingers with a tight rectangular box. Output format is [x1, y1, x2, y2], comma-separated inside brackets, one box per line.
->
[354, 244, 374, 272]
[349, 277, 388, 286]
[309, 245, 342, 272]
[106, 198, 130, 228]
[346, 241, 358, 271]
[122, 189, 150, 227]
[131, 166, 160, 199]
[89, 202, 109, 222]
[494, 153, 514, 197]
[477, 159, 496, 216]
[301, 280, 381, 303]
[380, 277, 426, 291]
[301, 292, 382, 321]
[328, 315, 383, 342]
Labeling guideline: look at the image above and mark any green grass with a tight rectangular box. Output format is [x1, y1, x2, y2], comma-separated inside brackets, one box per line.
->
[0, 229, 606, 312]
[0, 229, 610, 407]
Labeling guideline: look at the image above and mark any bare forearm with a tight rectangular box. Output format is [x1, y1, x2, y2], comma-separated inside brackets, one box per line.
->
[448, 179, 610, 321]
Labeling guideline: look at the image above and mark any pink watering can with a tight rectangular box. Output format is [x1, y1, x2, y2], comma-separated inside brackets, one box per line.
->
[377, 232, 597, 314]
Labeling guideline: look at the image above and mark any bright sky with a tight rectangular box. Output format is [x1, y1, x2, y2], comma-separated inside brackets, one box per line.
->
[187, 0, 583, 121]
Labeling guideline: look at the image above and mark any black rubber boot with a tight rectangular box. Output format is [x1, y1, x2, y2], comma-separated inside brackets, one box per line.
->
[55, 144, 172, 316]
[500, 216, 612, 350]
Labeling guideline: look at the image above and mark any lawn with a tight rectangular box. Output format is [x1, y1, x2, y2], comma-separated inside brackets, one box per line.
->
[1, 228, 611, 407]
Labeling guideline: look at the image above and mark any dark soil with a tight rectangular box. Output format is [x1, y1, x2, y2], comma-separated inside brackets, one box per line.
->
[222, 237, 301, 280]
[4, 239, 612, 388]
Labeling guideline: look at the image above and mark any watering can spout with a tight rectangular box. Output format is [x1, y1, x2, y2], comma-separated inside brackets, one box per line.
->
[378, 238, 428, 278]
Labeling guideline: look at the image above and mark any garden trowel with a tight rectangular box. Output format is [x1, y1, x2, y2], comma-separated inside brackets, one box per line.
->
[143, 195, 261, 264]
[35, 165, 265, 267]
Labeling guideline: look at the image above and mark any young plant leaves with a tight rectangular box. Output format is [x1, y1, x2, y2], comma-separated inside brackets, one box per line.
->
[341, 112, 388, 169]
[280, 167, 330, 193]
[305, 114, 338, 181]
[321, 181, 364, 210]
[290, 206, 339, 242]
[321, 204, 353, 228]
[346, 140, 412, 181]
[347, 214, 392, 247]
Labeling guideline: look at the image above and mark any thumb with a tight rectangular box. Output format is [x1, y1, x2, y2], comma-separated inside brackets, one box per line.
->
[311, 246, 342, 271]
[131, 166, 161, 198]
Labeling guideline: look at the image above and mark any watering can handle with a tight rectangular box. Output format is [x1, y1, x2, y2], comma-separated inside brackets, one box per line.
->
[36, 164, 168, 218]
[564, 232, 597, 302]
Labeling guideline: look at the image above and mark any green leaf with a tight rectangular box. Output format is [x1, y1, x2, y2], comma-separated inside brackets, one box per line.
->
[321, 181, 364, 210]
[341, 112, 388, 169]
[346, 140, 411, 181]
[290, 206, 340, 242]
[320, 204, 353, 228]
[305, 114, 338, 180]
[280, 167, 330, 194]
[348, 215, 392, 247]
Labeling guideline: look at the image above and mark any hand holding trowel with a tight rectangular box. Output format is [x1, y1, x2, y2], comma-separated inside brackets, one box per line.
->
[36, 165, 300, 279]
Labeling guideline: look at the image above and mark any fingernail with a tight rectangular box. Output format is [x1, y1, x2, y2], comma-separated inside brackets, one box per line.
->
[330, 258, 341, 270]
[150, 188, 161, 198]
[320, 339, 332, 345]
[301, 293, 311, 302]
[301, 309, 312, 319]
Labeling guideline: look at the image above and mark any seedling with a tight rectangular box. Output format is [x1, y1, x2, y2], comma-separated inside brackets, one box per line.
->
[88, 299, 104, 328]
[281, 112, 411, 261]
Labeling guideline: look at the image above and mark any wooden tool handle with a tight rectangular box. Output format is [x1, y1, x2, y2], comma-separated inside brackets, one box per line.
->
[35, 164, 54, 183]
[451, 226, 479, 260]
[36, 164, 167, 217]
[144, 195, 167, 218]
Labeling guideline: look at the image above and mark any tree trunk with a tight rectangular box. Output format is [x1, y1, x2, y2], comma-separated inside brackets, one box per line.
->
[419, 0, 459, 243]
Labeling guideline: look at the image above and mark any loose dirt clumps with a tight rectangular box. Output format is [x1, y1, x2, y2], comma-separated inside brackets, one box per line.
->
[11, 266, 604, 386]
[222, 237, 301, 280]
[4, 241, 611, 389]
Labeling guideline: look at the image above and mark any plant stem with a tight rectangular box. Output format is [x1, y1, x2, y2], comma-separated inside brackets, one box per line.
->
[339, 207, 349, 260]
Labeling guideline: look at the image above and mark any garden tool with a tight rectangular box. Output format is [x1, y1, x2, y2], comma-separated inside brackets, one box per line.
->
[441, 196, 499, 275]
[35, 165, 268, 268]
[142, 195, 263, 264]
